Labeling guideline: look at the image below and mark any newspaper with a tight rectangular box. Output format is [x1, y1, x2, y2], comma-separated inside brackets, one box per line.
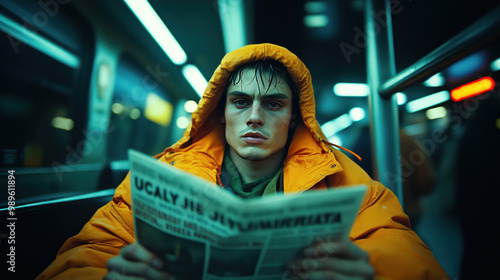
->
[128, 149, 367, 280]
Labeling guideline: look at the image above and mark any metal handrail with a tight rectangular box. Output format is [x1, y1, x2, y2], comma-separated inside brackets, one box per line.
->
[365, 0, 402, 204]
[379, 4, 500, 98]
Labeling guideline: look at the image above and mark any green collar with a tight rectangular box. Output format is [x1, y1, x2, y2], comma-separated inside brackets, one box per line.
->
[222, 152, 283, 198]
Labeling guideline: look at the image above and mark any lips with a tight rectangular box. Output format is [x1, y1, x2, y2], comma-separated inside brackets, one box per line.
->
[242, 132, 267, 144]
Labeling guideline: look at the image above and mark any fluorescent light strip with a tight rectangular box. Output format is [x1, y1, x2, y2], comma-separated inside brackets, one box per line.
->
[51, 116, 74, 131]
[304, 14, 329, 28]
[426, 106, 447, 120]
[333, 83, 369, 97]
[334, 83, 407, 105]
[0, 189, 115, 211]
[423, 73, 445, 87]
[218, 0, 247, 53]
[321, 113, 353, 138]
[349, 107, 365, 121]
[490, 57, 500, 72]
[182, 64, 208, 97]
[0, 14, 80, 68]
[396, 92, 407, 105]
[451, 76, 495, 102]
[124, 0, 187, 65]
[406, 90, 450, 113]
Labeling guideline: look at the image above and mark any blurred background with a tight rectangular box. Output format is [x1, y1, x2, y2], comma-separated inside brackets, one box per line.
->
[1, 0, 500, 278]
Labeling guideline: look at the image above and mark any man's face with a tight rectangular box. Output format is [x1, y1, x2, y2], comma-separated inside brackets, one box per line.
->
[224, 67, 294, 162]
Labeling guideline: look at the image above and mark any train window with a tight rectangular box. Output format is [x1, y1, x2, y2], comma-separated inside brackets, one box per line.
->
[0, 0, 94, 197]
[107, 54, 174, 162]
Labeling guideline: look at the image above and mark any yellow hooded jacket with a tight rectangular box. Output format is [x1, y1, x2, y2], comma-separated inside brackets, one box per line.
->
[38, 43, 448, 279]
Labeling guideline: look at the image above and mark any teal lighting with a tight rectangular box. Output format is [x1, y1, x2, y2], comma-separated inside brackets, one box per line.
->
[218, 0, 247, 53]
[124, 0, 187, 65]
[182, 64, 208, 97]
[0, 14, 80, 68]
[333, 83, 369, 97]
[406, 90, 450, 113]
[321, 113, 353, 138]
[491, 57, 500, 72]
[423, 73, 445, 87]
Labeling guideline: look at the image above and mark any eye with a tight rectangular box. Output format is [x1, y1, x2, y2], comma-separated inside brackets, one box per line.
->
[266, 101, 283, 110]
[233, 99, 249, 108]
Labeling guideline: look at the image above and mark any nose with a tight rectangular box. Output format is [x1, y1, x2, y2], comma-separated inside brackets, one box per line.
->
[246, 103, 264, 127]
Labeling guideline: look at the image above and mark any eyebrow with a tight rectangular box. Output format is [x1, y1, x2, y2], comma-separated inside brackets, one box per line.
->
[227, 91, 290, 100]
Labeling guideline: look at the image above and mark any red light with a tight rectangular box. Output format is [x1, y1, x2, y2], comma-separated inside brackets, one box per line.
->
[451, 76, 495, 102]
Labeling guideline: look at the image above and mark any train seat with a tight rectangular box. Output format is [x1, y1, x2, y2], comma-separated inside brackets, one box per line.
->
[1, 189, 114, 279]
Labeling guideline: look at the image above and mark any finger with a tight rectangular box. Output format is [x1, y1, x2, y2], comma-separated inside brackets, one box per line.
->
[107, 257, 174, 280]
[286, 257, 321, 275]
[121, 243, 164, 269]
[314, 257, 374, 278]
[107, 244, 175, 280]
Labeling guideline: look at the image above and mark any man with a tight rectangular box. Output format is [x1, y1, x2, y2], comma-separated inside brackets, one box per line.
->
[38, 43, 448, 279]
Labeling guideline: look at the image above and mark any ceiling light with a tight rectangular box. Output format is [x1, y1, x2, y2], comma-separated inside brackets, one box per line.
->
[51, 116, 74, 131]
[304, 14, 329, 28]
[130, 108, 141, 120]
[406, 90, 450, 113]
[328, 135, 342, 147]
[111, 103, 124, 114]
[218, 0, 247, 53]
[184, 100, 198, 113]
[321, 114, 353, 138]
[333, 83, 369, 97]
[349, 107, 365, 121]
[423, 73, 445, 87]
[182, 64, 208, 98]
[124, 0, 187, 65]
[0, 14, 80, 68]
[451, 76, 495, 102]
[176, 116, 190, 129]
[396, 92, 407, 105]
[426, 106, 447, 120]
[490, 57, 500, 72]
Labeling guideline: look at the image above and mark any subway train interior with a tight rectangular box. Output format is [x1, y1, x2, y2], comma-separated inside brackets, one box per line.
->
[1, 0, 500, 278]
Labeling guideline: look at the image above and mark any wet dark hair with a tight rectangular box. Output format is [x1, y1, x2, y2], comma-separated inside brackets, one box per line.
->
[221, 60, 300, 117]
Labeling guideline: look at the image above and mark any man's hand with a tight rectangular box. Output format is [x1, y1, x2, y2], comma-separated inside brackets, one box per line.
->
[286, 240, 374, 280]
[105, 242, 176, 280]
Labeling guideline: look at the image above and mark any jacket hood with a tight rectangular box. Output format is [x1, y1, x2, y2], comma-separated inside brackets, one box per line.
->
[163, 43, 348, 192]
[172, 43, 331, 151]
